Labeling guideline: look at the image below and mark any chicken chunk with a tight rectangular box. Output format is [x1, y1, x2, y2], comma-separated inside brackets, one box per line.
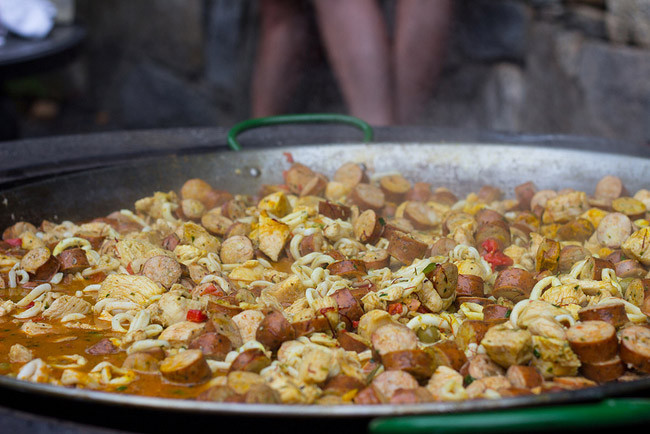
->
[98, 274, 165, 306]
[257, 212, 291, 262]
[531, 335, 581, 379]
[42, 295, 92, 320]
[481, 325, 533, 368]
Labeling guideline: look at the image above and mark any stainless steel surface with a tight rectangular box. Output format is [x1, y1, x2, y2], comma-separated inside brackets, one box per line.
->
[1, 141, 649, 417]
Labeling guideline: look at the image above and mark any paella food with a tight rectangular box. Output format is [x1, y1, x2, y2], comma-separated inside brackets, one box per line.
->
[1, 160, 650, 405]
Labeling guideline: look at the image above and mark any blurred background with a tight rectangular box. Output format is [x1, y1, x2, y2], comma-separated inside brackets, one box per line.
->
[0, 0, 649, 144]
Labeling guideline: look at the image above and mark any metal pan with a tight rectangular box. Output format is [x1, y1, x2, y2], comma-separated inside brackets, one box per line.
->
[1, 115, 650, 427]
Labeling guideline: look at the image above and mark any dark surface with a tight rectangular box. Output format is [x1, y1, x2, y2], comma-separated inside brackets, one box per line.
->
[0, 25, 86, 79]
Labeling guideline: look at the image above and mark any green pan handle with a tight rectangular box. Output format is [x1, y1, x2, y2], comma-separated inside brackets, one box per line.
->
[369, 399, 650, 434]
[226, 113, 374, 151]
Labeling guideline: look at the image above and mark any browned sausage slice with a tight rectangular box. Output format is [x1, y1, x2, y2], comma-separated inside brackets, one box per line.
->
[220, 236, 255, 264]
[506, 365, 543, 389]
[566, 320, 618, 363]
[557, 218, 595, 242]
[300, 174, 328, 197]
[371, 323, 418, 356]
[614, 259, 646, 279]
[291, 316, 330, 337]
[371, 370, 419, 401]
[478, 185, 503, 203]
[455, 320, 489, 352]
[255, 311, 295, 352]
[404, 202, 439, 230]
[122, 352, 160, 373]
[162, 233, 180, 251]
[379, 174, 411, 203]
[228, 349, 272, 373]
[456, 274, 485, 298]
[483, 304, 510, 324]
[389, 387, 434, 404]
[349, 183, 385, 211]
[612, 197, 646, 220]
[86, 338, 119, 355]
[201, 212, 233, 237]
[57, 248, 90, 273]
[386, 232, 427, 265]
[515, 181, 537, 211]
[359, 249, 390, 270]
[323, 374, 366, 395]
[197, 385, 242, 402]
[142, 255, 182, 289]
[430, 189, 458, 206]
[327, 259, 367, 278]
[536, 238, 560, 273]
[221, 199, 247, 220]
[475, 221, 511, 253]
[581, 356, 625, 383]
[559, 245, 590, 273]
[353, 386, 382, 405]
[285, 163, 316, 195]
[475, 209, 506, 227]
[318, 201, 352, 220]
[620, 325, 650, 373]
[354, 210, 383, 244]
[463, 354, 504, 380]
[406, 182, 432, 202]
[427, 263, 459, 299]
[298, 233, 325, 256]
[579, 257, 614, 281]
[596, 212, 632, 249]
[492, 268, 536, 302]
[381, 349, 434, 381]
[429, 238, 458, 257]
[595, 175, 627, 200]
[331, 288, 364, 324]
[337, 330, 370, 353]
[160, 349, 211, 384]
[334, 162, 367, 189]
[189, 332, 232, 360]
[427, 340, 467, 371]
[578, 303, 629, 328]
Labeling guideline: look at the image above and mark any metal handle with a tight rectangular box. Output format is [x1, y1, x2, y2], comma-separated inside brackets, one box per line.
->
[226, 113, 374, 151]
[369, 399, 650, 434]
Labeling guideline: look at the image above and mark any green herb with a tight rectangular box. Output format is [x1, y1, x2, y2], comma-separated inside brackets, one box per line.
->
[533, 348, 541, 358]
[464, 374, 475, 386]
[116, 385, 128, 391]
[171, 389, 186, 396]
[421, 263, 436, 275]
[378, 217, 386, 226]
[0, 363, 10, 372]
[505, 309, 511, 318]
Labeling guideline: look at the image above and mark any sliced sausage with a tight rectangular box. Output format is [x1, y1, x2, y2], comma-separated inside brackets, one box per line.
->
[318, 201, 352, 220]
[613, 197, 646, 220]
[162, 233, 180, 251]
[557, 218, 595, 242]
[406, 182, 432, 202]
[337, 330, 370, 353]
[381, 349, 434, 381]
[559, 245, 590, 273]
[85, 338, 119, 356]
[429, 238, 458, 257]
[298, 233, 325, 256]
[228, 349, 272, 373]
[478, 185, 503, 203]
[620, 325, 650, 373]
[578, 304, 628, 328]
[255, 311, 295, 352]
[331, 288, 364, 324]
[386, 232, 427, 265]
[285, 163, 316, 195]
[371, 323, 418, 357]
[142, 255, 182, 289]
[57, 248, 90, 273]
[189, 332, 232, 360]
[614, 259, 646, 279]
[349, 183, 385, 211]
[323, 374, 366, 396]
[579, 257, 614, 281]
[300, 174, 328, 197]
[291, 316, 330, 337]
[596, 212, 632, 249]
[535, 238, 560, 273]
[566, 320, 618, 363]
[427, 340, 467, 371]
[475, 209, 506, 227]
[455, 296, 491, 307]
[327, 259, 367, 278]
[333, 162, 367, 189]
[210, 313, 244, 348]
[426, 263, 458, 299]
[20, 247, 55, 275]
[455, 320, 489, 352]
[220, 235, 255, 264]
[492, 268, 535, 302]
[531, 190, 557, 212]
[430, 189, 458, 206]
[353, 386, 382, 405]
[354, 210, 383, 244]
[595, 175, 627, 200]
[483, 304, 510, 324]
[456, 274, 485, 297]
[581, 356, 625, 383]
[506, 365, 543, 389]
[475, 221, 511, 252]
[122, 352, 160, 373]
[371, 370, 419, 401]
[515, 181, 537, 211]
[160, 349, 211, 384]
[463, 354, 504, 380]
[389, 387, 434, 404]
[220, 199, 247, 220]
[379, 174, 411, 203]
[201, 212, 233, 237]
[359, 249, 390, 270]
[404, 202, 439, 230]
[3, 221, 36, 240]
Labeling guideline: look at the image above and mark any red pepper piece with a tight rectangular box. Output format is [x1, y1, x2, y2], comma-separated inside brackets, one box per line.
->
[387, 303, 403, 315]
[201, 284, 225, 297]
[484, 251, 514, 270]
[186, 309, 207, 323]
[481, 238, 499, 254]
[283, 152, 295, 164]
[126, 263, 134, 275]
[25, 302, 35, 309]
[352, 320, 359, 329]
[5, 238, 21, 247]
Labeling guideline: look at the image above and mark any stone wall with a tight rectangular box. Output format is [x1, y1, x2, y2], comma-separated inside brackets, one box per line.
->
[12, 0, 650, 144]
